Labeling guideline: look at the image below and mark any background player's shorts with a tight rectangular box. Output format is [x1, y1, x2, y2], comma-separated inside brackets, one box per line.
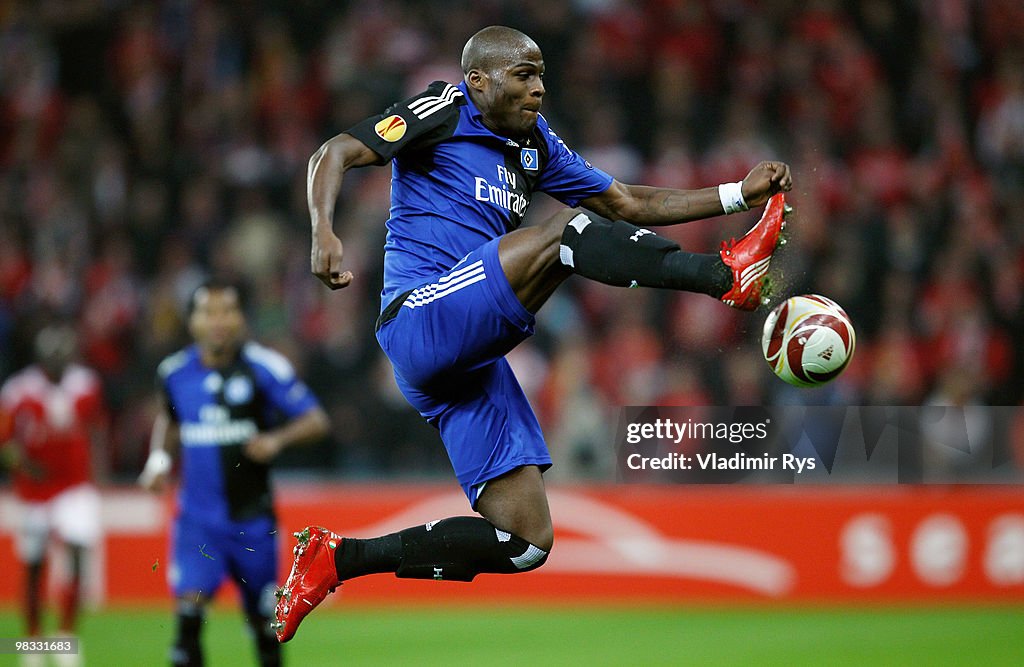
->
[15, 483, 101, 563]
[169, 513, 278, 608]
[376, 237, 551, 507]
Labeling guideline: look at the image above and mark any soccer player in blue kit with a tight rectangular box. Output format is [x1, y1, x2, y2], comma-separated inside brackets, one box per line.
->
[274, 26, 792, 641]
[139, 281, 330, 666]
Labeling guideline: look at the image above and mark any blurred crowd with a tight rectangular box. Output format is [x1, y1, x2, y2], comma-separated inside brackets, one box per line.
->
[1, 0, 1023, 483]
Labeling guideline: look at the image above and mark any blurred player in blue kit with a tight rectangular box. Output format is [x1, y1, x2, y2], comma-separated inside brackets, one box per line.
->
[139, 281, 329, 666]
[275, 26, 792, 641]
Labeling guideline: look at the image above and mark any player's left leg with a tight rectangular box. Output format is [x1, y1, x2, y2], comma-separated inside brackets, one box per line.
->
[274, 497, 551, 643]
[275, 362, 552, 643]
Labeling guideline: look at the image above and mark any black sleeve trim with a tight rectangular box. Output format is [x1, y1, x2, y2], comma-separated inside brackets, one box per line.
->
[345, 81, 464, 162]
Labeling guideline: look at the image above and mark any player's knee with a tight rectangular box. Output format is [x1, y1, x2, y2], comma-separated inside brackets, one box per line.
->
[528, 522, 554, 554]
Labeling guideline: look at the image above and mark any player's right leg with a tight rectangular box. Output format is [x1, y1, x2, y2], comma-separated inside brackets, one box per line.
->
[51, 484, 101, 637]
[15, 502, 50, 639]
[507, 193, 789, 312]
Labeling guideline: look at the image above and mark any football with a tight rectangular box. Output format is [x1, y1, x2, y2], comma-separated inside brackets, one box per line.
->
[761, 294, 856, 387]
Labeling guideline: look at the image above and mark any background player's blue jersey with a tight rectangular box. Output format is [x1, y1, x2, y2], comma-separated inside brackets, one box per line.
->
[345, 81, 614, 308]
[157, 342, 321, 525]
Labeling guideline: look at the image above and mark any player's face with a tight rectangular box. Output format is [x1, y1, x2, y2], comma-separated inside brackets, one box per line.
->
[478, 47, 545, 137]
[189, 288, 245, 357]
[35, 326, 76, 379]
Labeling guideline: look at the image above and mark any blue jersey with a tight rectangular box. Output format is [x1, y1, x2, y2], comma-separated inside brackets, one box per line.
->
[157, 342, 321, 525]
[345, 81, 614, 308]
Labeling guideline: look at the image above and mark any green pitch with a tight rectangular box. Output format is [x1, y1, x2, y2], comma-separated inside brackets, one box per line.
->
[4, 604, 1023, 665]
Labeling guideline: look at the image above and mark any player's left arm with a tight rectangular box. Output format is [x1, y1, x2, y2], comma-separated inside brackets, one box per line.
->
[244, 406, 330, 464]
[580, 161, 792, 226]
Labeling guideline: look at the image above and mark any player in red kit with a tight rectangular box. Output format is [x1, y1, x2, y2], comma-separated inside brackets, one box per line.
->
[0, 324, 107, 665]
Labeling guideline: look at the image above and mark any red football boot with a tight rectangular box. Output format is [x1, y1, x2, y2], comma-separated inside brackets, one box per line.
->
[719, 193, 790, 311]
[273, 526, 344, 643]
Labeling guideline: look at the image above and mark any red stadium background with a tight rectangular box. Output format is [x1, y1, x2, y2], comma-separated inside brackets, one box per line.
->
[2, 484, 1023, 605]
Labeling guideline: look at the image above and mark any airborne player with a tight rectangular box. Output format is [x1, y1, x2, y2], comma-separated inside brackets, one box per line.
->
[275, 25, 792, 642]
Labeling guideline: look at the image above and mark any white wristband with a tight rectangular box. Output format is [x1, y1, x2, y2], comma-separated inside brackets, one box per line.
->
[719, 181, 749, 214]
[142, 449, 172, 478]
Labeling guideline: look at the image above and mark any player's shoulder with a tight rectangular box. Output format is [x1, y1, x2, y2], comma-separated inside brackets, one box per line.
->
[411, 80, 465, 104]
[537, 114, 567, 147]
[157, 347, 195, 381]
[241, 341, 296, 383]
[63, 363, 101, 392]
[400, 80, 466, 121]
[0, 365, 44, 401]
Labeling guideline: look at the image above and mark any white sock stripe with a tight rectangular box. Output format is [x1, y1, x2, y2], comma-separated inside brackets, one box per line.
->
[559, 244, 575, 268]
[568, 213, 591, 233]
[511, 544, 548, 569]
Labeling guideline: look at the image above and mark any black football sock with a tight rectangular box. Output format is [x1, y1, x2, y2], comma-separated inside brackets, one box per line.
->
[560, 215, 732, 297]
[334, 534, 402, 580]
[242, 594, 280, 667]
[171, 600, 204, 667]
[335, 516, 548, 582]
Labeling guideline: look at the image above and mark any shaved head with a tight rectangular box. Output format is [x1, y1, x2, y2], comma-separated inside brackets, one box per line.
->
[461, 26, 546, 137]
[461, 26, 539, 75]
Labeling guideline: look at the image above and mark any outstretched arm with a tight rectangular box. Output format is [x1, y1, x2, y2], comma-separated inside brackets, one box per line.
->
[244, 406, 330, 464]
[580, 161, 792, 226]
[138, 406, 179, 493]
[308, 133, 382, 290]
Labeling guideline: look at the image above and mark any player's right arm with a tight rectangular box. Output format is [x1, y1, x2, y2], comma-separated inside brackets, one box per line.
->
[310, 81, 466, 291]
[0, 392, 42, 479]
[138, 404, 180, 493]
[308, 133, 380, 291]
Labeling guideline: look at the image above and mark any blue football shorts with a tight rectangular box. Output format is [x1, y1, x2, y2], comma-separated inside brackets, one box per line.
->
[376, 237, 551, 507]
[170, 513, 278, 607]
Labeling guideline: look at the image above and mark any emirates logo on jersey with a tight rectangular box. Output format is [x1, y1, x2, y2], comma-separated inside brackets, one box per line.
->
[374, 115, 407, 142]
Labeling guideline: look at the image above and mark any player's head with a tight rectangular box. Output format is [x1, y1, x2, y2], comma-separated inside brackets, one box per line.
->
[462, 26, 544, 137]
[34, 323, 77, 380]
[188, 279, 247, 359]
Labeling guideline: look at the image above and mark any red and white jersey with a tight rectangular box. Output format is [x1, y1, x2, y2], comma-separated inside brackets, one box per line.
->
[0, 364, 105, 501]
